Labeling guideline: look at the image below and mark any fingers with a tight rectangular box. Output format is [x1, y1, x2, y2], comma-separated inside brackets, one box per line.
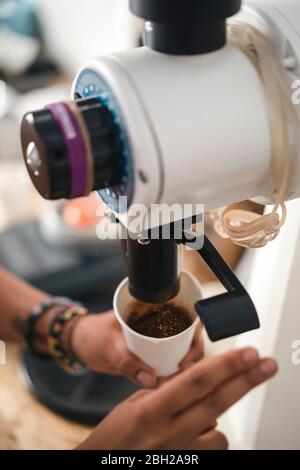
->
[118, 352, 157, 388]
[184, 431, 229, 451]
[155, 347, 261, 414]
[174, 357, 278, 439]
[202, 358, 278, 419]
[180, 324, 204, 370]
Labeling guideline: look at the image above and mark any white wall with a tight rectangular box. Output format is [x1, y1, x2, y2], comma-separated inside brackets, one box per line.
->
[33, 0, 139, 75]
[224, 198, 300, 449]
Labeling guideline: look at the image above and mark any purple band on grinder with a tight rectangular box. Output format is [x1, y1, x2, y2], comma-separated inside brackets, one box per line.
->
[46, 102, 87, 198]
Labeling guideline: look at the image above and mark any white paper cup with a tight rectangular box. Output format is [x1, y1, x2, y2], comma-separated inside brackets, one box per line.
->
[113, 270, 202, 377]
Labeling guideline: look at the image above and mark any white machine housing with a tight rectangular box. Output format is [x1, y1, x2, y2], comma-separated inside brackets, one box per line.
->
[72, 0, 300, 231]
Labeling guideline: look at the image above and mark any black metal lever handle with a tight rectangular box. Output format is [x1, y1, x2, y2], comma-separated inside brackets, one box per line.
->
[182, 236, 260, 342]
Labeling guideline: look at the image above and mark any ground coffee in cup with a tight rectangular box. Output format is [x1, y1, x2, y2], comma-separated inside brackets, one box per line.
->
[127, 301, 192, 339]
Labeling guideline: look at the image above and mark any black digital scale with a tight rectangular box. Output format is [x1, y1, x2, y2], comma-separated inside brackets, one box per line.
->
[0, 220, 139, 425]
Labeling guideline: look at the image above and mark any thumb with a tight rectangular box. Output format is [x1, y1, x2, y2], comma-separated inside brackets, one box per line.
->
[118, 352, 157, 388]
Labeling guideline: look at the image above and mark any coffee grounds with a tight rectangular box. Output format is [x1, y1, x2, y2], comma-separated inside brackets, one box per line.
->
[127, 302, 192, 338]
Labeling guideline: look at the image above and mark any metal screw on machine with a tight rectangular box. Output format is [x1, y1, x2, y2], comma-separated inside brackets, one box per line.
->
[26, 142, 42, 176]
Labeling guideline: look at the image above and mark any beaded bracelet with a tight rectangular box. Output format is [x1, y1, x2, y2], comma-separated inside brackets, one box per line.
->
[48, 306, 89, 375]
[25, 297, 79, 359]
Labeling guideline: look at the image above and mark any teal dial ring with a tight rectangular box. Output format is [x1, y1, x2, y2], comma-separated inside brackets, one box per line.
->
[74, 68, 134, 213]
